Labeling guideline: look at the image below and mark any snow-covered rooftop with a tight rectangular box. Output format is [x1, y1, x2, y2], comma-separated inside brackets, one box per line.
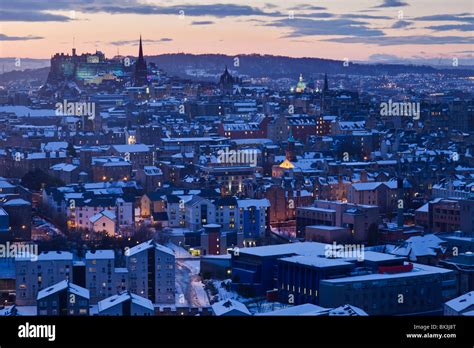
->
[211, 299, 251, 316]
[86, 250, 115, 260]
[445, 291, 474, 313]
[126, 240, 174, 257]
[98, 291, 153, 312]
[37, 280, 89, 300]
[257, 303, 328, 316]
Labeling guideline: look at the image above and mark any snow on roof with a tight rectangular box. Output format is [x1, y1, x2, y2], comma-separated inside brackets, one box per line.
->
[37, 280, 89, 300]
[0, 305, 37, 316]
[237, 198, 270, 209]
[445, 291, 474, 313]
[3, 198, 31, 206]
[0, 106, 57, 117]
[143, 166, 163, 175]
[231, 138, 272, 145]
[338, 121, 365, 130]
[126, 239, 174, 257]
[50, 163, 77, 172]
[328, 305, 368, 316]
[257, 303, 328, 316]
[86, 250, 115, 260]
[42, 141, 68, 152]
[280, 255, 353, 268]
[301, 207, 336, 213]
[211, 299, 251, 316]
[90, 210, 116, 223]
[27, 152, 67, 160]
[0, 305, 16, 316]
[112, 144, 150, 153]
[162, 136, 227, 143]
[203, 223, 221, 228]
[307, 225, 343, 231]
[18, 251, 73, 261]
[98, 291, 153, 312]
[321, 262, 452, 284]
[416, 202, 429, 213]
[238, 241, 327, 258]
[360, 251, 405, 262]
[351, 182, 383, 191]
[0, 180, 15, 189]
[390, 234, 445, 261]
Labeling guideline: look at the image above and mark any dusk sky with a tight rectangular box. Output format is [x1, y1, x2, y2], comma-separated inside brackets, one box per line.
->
[1, 0, 473, 62]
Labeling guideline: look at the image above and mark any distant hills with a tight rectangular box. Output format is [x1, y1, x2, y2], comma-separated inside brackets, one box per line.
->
[148, 53, 474, 80]
[0, 67, 49, 85]
[0, 53, 472, 85]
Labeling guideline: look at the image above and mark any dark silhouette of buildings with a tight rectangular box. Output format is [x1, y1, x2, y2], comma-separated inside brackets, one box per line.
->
[219, 66, 235, 94]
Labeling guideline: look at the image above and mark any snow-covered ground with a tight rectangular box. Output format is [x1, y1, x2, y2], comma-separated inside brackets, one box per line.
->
[181, 259, 200, 274]
[209, 279, 240, 302]
[191, 279, 209, 307]
[166, 242, 193, 258]
[207, 279, 290, 314]
[175, 259, 209, 307]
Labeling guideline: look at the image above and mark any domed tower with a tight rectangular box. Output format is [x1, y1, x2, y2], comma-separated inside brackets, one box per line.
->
[295, 73, 306, 93]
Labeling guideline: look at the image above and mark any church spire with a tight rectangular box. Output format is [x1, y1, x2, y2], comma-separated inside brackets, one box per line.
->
[134, 35, 148, 86]
[138, 35, 144, 61]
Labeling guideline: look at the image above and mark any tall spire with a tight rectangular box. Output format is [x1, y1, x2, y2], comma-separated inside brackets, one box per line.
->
[134, 35, 148, 86]
[323, 73, 329, 92]
[138, 35, 144, 61]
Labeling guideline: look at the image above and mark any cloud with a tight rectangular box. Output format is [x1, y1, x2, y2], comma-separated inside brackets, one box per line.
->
[2, 1, 285, 21]
[426, 24, 474, 32]
[290, 4, 327, 11]
[109, 38, 173, 46]
[0, 10, 71, 22]
[264, 3, 278, 9]
[293, 12, 335, 19]
[81, 3, 283, 18]
[391, 20, 412, 28]
[191, 20, 215, 25]
[324, 35, 474, 46]
[415, 14, 474, 24]
[342, 14, 392, 20]
[0, 34, 43, 41]
[374, 0, 409, 8]
[264, 18, 385, 38]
